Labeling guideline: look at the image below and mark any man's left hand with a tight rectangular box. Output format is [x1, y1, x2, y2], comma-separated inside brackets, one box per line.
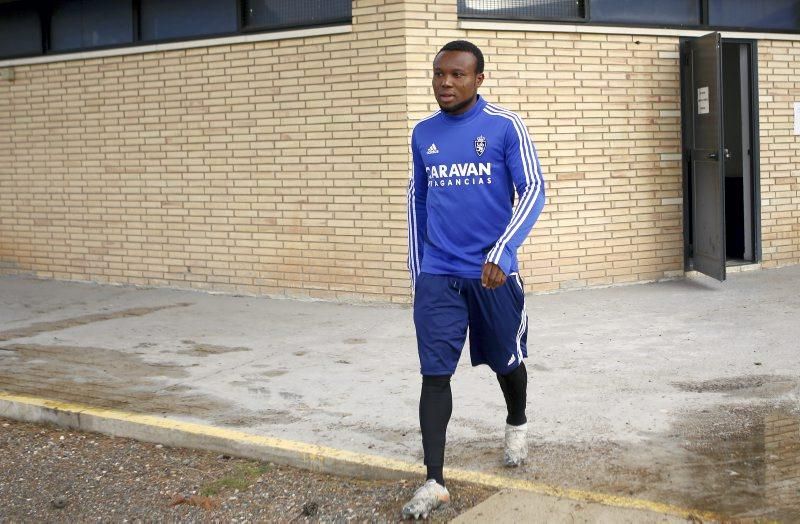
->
[481, 262, 506, 289]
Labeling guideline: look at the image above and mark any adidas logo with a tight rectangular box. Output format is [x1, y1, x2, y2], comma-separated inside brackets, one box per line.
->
[507, 354, 516, 366]
[426, 143, 439, 155]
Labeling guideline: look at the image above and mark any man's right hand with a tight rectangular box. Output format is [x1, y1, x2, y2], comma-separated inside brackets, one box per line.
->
[481, 262, 506, 289]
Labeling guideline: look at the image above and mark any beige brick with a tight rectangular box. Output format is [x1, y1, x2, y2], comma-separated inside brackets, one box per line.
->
[2, 1, 798, 302]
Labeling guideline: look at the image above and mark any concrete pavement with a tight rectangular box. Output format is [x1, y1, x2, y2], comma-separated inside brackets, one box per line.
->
[2, 265, 800, 521]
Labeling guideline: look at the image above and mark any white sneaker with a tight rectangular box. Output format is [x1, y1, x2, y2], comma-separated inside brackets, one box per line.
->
[504, 422, 528, 467]
[401, 479, 450, 520]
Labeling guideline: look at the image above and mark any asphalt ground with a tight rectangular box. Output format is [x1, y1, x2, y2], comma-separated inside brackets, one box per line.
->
[2, 265, 800, 521]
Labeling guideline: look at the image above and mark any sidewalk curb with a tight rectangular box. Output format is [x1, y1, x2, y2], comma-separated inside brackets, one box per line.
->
[0, 391, 422, 481]
[0, 392, 719, 522]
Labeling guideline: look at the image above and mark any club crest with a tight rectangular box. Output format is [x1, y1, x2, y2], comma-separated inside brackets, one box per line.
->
[474, 135, 487, 157]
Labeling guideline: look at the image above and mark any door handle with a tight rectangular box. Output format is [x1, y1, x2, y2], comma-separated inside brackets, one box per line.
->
[707, 152, 719, 160]
[724, 148, 731, 159]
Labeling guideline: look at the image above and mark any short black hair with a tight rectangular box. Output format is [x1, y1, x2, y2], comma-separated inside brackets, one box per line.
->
[437, 40, 484, 74]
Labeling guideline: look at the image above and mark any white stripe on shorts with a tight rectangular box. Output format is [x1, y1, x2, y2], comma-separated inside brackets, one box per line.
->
[512, 273, 527, 363]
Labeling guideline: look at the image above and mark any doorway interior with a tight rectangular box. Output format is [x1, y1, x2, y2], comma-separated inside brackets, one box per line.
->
[680, 37, 761, 275]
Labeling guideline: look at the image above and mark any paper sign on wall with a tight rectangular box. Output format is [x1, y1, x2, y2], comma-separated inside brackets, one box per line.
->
[697, 87, 709, 115]
[794, 102, 800, 135]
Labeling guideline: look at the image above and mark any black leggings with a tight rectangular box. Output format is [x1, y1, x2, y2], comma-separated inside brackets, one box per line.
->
[419, 362, 527, 485]
[419, 375, 452, 486]
[496, 361, 527, 426]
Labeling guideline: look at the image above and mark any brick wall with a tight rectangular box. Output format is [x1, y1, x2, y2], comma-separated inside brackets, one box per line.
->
[0, 0, 413, 302]
[758, 40, 800, 268]
[1, 0, 799, 303]
[407, 0, 685, 292]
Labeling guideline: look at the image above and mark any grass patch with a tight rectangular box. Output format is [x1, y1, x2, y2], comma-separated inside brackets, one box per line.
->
[200, 463, 272, 497]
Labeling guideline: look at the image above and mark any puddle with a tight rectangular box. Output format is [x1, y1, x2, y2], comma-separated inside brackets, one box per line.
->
[448, 400, 800, 522]
[0, 343, 253, 425]
[673, 403, 800, 521]
[764, 410, 800, 517]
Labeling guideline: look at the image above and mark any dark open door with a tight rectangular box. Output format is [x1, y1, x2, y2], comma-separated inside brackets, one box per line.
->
[687, 32, 726, 281]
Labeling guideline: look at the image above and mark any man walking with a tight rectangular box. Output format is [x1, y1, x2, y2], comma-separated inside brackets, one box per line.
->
[403, 40, 545, 519]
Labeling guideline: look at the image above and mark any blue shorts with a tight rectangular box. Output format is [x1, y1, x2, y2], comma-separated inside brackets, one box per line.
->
[413, 272, 528, 376]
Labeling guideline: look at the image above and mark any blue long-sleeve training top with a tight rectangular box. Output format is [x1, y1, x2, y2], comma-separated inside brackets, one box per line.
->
[407, 95, 545, 287]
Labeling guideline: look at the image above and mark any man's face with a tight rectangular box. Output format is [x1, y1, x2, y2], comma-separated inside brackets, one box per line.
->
[432, 50, 484, 115]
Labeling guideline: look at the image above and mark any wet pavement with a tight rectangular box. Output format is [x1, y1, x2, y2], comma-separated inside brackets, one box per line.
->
[1, 266, 800, 521]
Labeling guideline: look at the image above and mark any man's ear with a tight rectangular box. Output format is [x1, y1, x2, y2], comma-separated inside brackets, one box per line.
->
[476, 73, 484, 88]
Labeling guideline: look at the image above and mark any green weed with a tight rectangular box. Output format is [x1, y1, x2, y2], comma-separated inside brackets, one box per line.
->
[200, 463, 272, 497]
